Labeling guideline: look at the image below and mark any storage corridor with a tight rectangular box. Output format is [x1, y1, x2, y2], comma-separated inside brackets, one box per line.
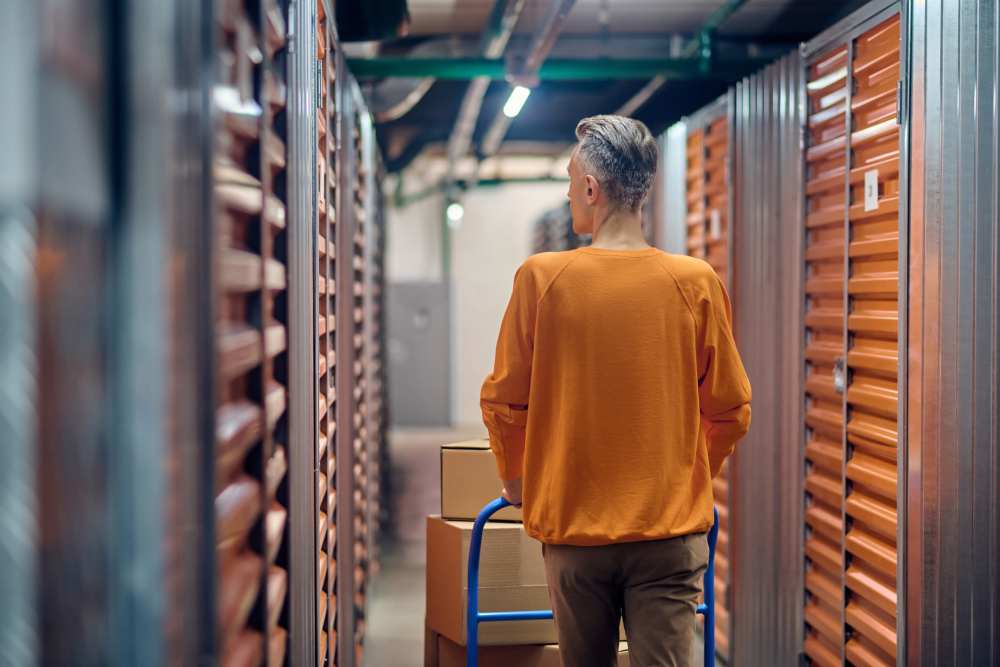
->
[2, 1, 999, 667]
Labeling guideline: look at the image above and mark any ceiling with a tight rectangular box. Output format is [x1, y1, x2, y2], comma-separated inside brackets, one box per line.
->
[406, 0, 859, 39]
[358, 0, 870, 173]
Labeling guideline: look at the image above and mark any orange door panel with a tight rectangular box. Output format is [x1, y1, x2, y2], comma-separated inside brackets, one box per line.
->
[802, 11, 901, 667]
[317, 2, 338, 662]
[844, 14, 900, 667]
[803, 41, 849, 667]
[685, 107, 732, 659]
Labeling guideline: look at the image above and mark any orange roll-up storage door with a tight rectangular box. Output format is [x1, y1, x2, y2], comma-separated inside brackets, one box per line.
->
[803, 40, 850, 667]
[843, 14, 900, 667]
[684, 102, 733, 660]
[317, 1, 338, 662]
[801, 9, 901, 666]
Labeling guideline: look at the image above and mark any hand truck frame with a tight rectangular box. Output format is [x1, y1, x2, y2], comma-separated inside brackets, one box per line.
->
[465, 497, 719, 667]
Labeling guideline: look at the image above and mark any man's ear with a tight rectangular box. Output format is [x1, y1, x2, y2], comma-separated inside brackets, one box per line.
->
[584, 174, 599, 204]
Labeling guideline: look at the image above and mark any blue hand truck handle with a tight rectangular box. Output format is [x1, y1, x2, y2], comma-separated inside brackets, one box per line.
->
[466, 498, 719, 667]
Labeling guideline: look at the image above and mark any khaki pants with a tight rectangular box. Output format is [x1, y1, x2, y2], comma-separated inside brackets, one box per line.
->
[542, 534, 709, 667]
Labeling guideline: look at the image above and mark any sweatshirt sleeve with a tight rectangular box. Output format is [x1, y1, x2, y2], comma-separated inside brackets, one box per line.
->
[480, 264, 537, 481]
[697, 273, 752, 478]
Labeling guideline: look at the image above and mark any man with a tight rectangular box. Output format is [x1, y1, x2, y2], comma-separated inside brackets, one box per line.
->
[480, 115, 751, 667]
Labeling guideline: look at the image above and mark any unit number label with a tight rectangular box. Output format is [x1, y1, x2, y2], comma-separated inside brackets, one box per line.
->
[864, 169, 879, 212]
[710, 209, 721, 239]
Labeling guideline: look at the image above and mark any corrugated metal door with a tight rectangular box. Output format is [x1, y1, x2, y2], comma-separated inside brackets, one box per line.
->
[843, 15, 900, 666]
[802, 8, 901, 666]
[683, 102, 733, 660]
[684, 128, 705, 259]
[803, 39, 850, 667]
[213, 0, 292, 663]
[316, 3, 337, 663]
[350, 109, 370, 661]
[262, 2, 292, 664]
[703, 116, 730, 284]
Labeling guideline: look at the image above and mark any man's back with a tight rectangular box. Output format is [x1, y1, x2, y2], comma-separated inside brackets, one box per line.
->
[482, 114, 750, 667]
[481, 246, 751, 546]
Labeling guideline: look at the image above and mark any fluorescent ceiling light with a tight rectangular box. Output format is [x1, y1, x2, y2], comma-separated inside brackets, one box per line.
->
[503, 86, 531, 118]
[446, 202, 464, 225]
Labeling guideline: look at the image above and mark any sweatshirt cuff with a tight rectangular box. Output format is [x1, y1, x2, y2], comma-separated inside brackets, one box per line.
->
[481, 402, 527, 481]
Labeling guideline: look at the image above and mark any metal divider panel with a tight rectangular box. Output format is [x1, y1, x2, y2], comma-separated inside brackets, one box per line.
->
[844, 14, 900, 667]
[214, 1, 275, 664]
[803, 41, 849, 667]
[685, 129, 706, 258]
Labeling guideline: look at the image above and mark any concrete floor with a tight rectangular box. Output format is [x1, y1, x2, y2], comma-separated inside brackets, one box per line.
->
[363, 426, 712, 667]
[364, 426, 487, 667]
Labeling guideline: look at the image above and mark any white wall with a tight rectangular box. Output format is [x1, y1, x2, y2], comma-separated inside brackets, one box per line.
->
[450, 182, 566, 425]
[385, 178, 567, 426]
[386, 189, 444, 283]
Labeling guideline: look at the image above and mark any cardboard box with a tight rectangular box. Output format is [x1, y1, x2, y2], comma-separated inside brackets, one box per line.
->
[441, 440, 522, 522]
[426, 629, 630, 667]
[426, 516, 553, 646]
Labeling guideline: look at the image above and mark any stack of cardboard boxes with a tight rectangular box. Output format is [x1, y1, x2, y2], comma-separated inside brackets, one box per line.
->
[426, 440, 629, 666]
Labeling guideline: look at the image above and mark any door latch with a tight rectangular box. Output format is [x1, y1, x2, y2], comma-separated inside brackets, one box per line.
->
[833, 357, 846, 394]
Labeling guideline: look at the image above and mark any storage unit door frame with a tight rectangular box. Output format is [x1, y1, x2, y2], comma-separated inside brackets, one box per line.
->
[287, 0, 319, 663]
[801, 1, 908, 664]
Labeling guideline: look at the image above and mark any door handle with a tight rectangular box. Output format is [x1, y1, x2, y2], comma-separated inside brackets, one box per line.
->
[833, 357, 846, 395]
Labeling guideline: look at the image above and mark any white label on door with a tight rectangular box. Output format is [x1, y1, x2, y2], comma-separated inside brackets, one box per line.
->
[710, 209, 721, 239]
[864, 169, 879, 211]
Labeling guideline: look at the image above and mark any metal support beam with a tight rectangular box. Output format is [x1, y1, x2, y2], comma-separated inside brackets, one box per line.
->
[286, 0, 318, 663]
[701, 0, 751, 33]
[618, 0, 749, 117]
[462, 0, 575, 163]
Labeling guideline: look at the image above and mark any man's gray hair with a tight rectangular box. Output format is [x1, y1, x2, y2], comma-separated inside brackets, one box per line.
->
[575, 115, 658, 211]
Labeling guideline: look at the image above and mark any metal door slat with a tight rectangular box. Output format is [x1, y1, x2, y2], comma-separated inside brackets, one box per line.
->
[846, 556, 897, 606]
[845, 599, 896, 660]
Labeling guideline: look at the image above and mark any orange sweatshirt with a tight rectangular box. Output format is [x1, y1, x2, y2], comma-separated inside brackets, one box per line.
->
[481, 247, 751, 546]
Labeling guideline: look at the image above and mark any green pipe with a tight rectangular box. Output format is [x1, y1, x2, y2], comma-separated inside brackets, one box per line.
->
[474, 176, 569, 187]
[393, 176, 570, 208]
[347, 56, 771, 81]
[695, 0, 748, 73]
[702, 0, 749, 32]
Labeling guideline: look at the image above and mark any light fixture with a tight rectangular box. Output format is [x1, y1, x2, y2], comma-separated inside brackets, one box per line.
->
[502, 86, 532, 119]
[446, 201, 464, 228]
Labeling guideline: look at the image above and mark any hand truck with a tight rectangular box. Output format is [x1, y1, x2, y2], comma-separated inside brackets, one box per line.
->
[466, 497, 719, 667]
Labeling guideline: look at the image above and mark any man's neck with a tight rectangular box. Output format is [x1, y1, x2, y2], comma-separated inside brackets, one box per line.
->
[590, 208, 649, 250]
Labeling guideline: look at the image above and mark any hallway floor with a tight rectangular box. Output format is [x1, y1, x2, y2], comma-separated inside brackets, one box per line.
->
[364, 426, 487, 667]
[363, 426, 712, 666]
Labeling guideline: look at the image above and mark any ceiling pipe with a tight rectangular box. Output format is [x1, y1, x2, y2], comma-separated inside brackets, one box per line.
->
[478, 0, 577, 160]
[445, 0, 527, 185]
[348, 56, 771, 80]
[614, 0, 749, 117]
[374, 77, 436, 123]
